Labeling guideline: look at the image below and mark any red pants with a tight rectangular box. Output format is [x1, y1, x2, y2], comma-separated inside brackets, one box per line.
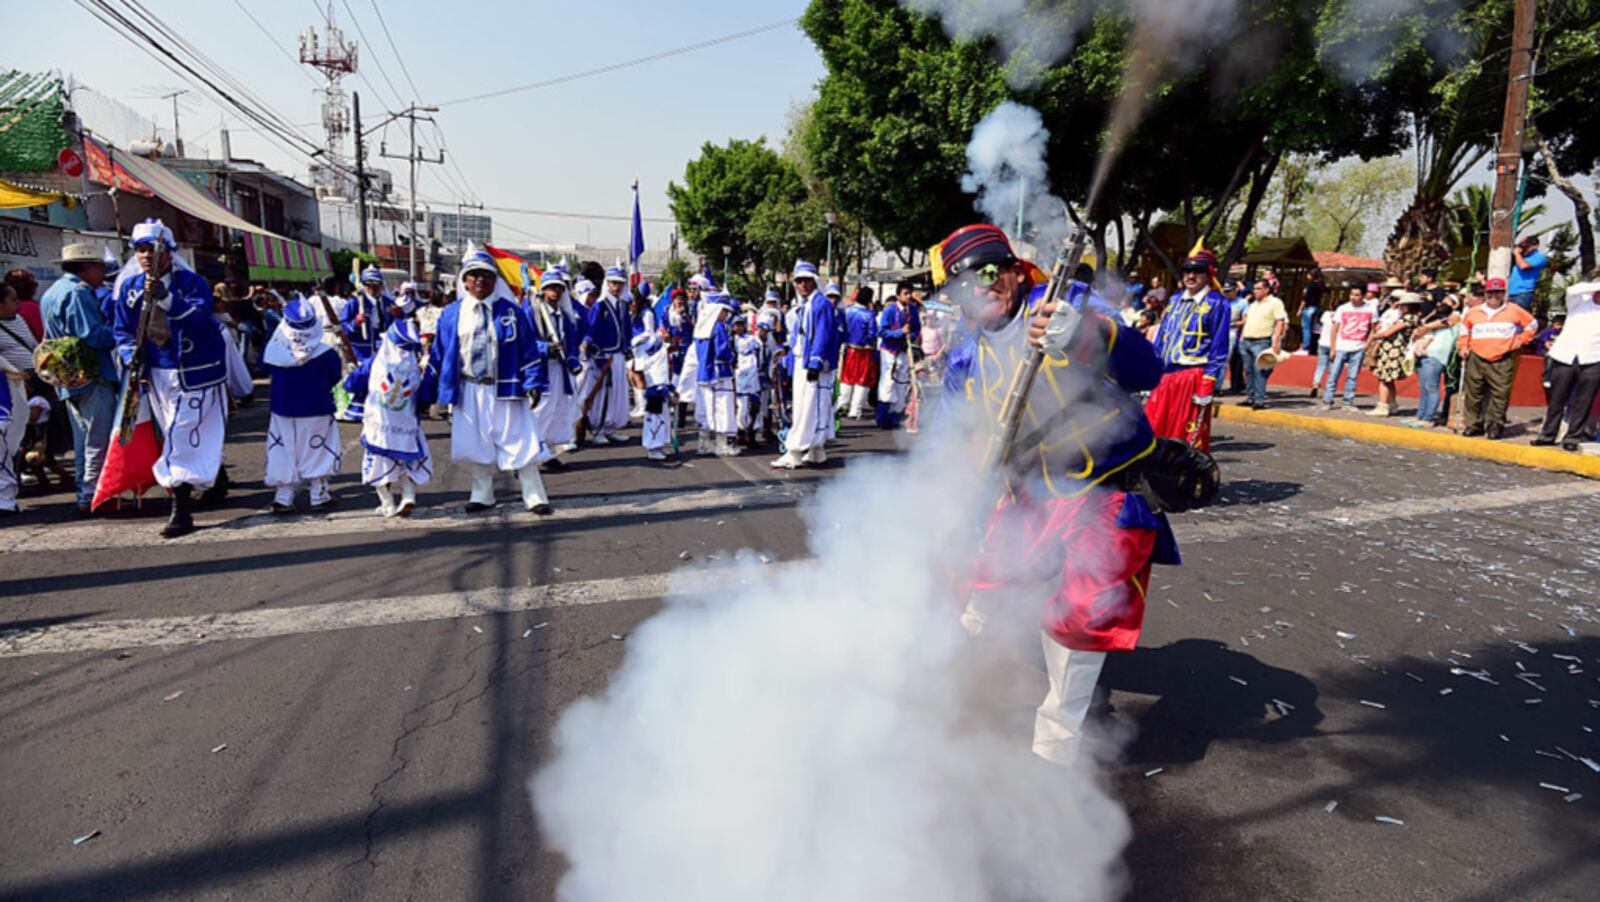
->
[839, 346, 877, 387]
[970, 491, 1155, 652]
[1144, 366, 1213, 451]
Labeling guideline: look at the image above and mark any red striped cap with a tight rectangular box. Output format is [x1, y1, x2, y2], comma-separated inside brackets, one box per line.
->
[939, 224, 1016, 279]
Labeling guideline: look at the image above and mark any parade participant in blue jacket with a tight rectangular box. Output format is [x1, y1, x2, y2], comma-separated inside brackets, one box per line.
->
[579, 266, 632, 445]
[346, 319, 437, 517]
[936, 223, 1209, 766]
[771, 261, 840, 469]
[1144, 247, 1232, 451]
[877, 283, 917, 429]
[836, 286, 877, 419]
[261, 298, 344, 513]
[341, 267, 393, 363]
[429, 249, 554, 515]
[693, 290, 738, 456]
[111, 219, 229, 538]
[526, 270, 584, 466]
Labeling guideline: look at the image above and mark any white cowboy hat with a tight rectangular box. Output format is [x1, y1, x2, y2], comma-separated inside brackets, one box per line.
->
[56, 243, 108, 264]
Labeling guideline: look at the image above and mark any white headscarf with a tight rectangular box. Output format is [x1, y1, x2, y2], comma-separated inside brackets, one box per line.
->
[694, 293, 733, 340]
[262, 317, 328, 367]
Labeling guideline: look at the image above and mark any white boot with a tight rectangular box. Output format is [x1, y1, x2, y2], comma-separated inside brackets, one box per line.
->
[519, 467, 553, 515]
[270, 485, 295, 513]
[804, 445, 828, 465]
[467, 464, 496, 511]
[590, 432, 611, 446]
[308, 477, 332, 510]
[770, 449, 804, 470]
[396, 477, 416, 517]
[716, 433, 742, 457]
[697, 430, 714, 456]
[373, 483, 397, 517]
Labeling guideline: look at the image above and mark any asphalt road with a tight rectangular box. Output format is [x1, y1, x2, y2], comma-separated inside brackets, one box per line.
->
[3, 394, 1598, 901]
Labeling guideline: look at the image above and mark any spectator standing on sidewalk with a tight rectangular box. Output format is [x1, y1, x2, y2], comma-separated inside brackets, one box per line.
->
[1309, 303, 1337, 398]
[1532, 282, 1600, 451]
[1239, 279, 1288, 409]
[1367, 291, 1423, 417]
[1458, 277, 1536, 439]
[39, 243, 119, 513]
[1507, 236, 1547, 314]
[1322, 286, 1378, 409]
[1226, 282, 1249, 394]
[1295, 267, 1325, 354]
[1404, 293, 1460, 428]
[3, 269, 43, 340]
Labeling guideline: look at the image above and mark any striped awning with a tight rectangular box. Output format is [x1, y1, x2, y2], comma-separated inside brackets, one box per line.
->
[243, 232, 332, 282]
[85, 137, 273, 237]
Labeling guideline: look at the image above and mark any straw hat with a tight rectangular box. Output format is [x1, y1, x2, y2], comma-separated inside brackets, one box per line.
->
[1255, 347, 1285, 369]
[56, 242, 107, 264]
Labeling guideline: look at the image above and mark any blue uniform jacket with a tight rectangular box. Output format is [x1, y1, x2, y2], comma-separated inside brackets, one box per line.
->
[695, 319, 735, 381]
[340, 293, 393, 359]
[584, 295, 629, 357]
[796, 291, 840, 372]
[879, 301, 912, 354]
[940, 281, 1166, 499]
[41, 272, 118, 397]
[1152, 288, 1231, 381]
[524, 299, 583, 395]
[112, 269, 227, 391]
[429, 298, 548, 406]
[842, 304, 877, 348]
[265, 346, 344, 417]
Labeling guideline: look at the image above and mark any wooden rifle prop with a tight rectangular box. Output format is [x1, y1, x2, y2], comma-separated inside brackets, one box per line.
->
[115, 274, 158, 445]
[575, 351, 612, 444]
[980, 229, 1090, 475]
[316, 292, 360, 366]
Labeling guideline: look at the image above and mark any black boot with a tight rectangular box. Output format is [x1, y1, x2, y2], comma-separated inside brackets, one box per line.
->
[162, 486, 195, 539]
[201, 466, 230, 505]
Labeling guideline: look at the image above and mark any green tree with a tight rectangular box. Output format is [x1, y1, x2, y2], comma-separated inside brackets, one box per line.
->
[1293, 156, 1414, 256]
[330, 248, 378, 281]
[666, 138, 806, 277]
[656, 257, 692, 290]
[1539, 223, 1577, 318]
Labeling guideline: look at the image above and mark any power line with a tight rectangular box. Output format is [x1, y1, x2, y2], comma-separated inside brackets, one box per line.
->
[367, 0, 420, 99]
[477, 203, 674, 223]
[438, 19, 799, 108]
[338, 0, 405, 104]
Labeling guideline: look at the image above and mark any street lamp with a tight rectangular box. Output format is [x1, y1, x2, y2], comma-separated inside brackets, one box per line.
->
[825, 210, 838, 278]
[722, 243, 732, 290]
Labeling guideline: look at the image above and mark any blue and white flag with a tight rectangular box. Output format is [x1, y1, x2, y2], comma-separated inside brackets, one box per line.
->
[629, 179, 645, 274]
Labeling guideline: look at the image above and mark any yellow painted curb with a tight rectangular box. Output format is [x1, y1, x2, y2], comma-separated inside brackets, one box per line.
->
[1214, 403, 1600, 481]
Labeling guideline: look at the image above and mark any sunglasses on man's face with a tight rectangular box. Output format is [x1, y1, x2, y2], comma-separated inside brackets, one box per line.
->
[1181, 266, 1209, 275]
[973, 263, 1005, 287]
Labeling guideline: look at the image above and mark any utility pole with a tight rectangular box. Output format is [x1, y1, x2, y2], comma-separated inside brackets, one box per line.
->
[1488, 0, 1537, 282]
[380, 104, 442, 281]
[160, 89, 188, 157]
[353, 91, 369, 252]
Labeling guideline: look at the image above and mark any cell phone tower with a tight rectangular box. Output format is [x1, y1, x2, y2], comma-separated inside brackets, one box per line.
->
[299, 2, 358, 198]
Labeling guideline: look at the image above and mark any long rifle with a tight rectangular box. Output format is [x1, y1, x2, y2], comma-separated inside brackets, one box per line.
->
[980, 229, 1089, 474]
[316, 293, 359, 365]
[115, 276, 157, 444]
[575, 358, 612, 444]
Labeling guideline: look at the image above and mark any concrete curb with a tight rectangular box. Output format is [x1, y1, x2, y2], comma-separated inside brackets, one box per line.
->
[1214, 403, 1600, 480]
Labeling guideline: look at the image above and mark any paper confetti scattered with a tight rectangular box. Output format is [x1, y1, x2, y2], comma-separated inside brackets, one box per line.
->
[1359, 700, 1387, 709]
[1144, 768, 1164, 778]
[162, 691, 183, 702]
[210, 744, 227, 754]
[72, 830, 101, 846]
[1324, 801, 1338, 814]
[1374, 816, 1405, 826]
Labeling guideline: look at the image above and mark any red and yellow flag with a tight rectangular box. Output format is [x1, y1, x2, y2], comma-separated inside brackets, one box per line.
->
[483, 244, 541, 295]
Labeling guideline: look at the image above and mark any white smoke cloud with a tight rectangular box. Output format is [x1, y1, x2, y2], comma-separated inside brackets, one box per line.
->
[532, 426, 1132, 901]
[962, 101, 1074, 260]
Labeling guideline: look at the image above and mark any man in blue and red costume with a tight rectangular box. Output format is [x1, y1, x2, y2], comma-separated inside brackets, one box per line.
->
[937, 223, 1200, 766]
[1144, 247, 1231, 452]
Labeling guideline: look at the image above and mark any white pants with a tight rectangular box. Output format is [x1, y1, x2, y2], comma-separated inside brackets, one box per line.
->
[451, 382, 544, 471]
[0, 378, 24, 511]
[1033, 635, 1107, 766]
[878, 348, 909, 413]
[264, 414, 342, 488]
[737, 393, 764, 431]
[787, 367, 834, 451]
[533, 360, 577, 447]
[697, 377, 737, 435]
[642, 409, 672, 451]
[836, 383, 871, 417]
[577, 355, 630, 434]
[148, 367, 227, 490]
[363, 448, 432, 487]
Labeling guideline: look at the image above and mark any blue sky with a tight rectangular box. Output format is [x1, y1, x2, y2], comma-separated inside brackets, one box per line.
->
[15, 0, 823, 250]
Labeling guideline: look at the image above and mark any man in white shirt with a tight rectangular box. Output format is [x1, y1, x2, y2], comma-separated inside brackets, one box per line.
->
[1533, 281, 1600, 451]
[1321, 287, 1378, 409]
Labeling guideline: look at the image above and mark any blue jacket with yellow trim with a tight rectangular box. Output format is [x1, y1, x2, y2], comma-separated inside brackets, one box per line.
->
[1152, 287, 1231, 381]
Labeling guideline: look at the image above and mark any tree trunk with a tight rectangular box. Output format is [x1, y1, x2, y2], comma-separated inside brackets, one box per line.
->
[1383, 194, 1452, 279]
[1536, 136, 1596, 278]
[1219, 152, 1281, 274]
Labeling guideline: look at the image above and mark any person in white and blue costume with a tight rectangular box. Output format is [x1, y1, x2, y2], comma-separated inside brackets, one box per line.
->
[771, 261, 839, 469]
[526, 269, 583, 467]
[341, 267, 393, 363]
[876, 284, 915, 429]
[674, 272, 715, 421]
[262, 298, 344, 512]
[734, 315, 770, 445]
[633, 304, 676, 461]
[111, 219, 229, 538]
[693, 290, 739, 455]
[346, 319, 436, 516]
[577, 266, 633, 444]
[430, 249, 554, 515]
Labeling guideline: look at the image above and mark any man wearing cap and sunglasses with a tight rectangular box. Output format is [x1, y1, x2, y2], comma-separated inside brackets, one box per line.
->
[1144, 248, 1232, 451]
[41, 242, 119, 513]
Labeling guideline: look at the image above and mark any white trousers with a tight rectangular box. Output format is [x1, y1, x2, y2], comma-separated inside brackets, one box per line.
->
[264, 413, 342, 487]
[148, 367, 227, 490]
[577, 355, 630, 434]
[533, 360, 576, 447]
[697, 377, 737, 435]
[737, 393, 765, 431]
[451, 382, 544, 471]
[363, 447, 432, 487]
[1033, 635, 1107, 766]
[836, 383, 871, 417]
[878, 348, 909, 413]
[787, 368, 834, 452]
[642, 409, 672, 451]
[0, 378, 24, 511]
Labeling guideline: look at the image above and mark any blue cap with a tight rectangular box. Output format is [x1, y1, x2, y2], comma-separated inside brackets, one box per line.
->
[605, 265, 627, 282]
[792, 260, 819, 280]
[283, 297, 317, 329]
[460, 249, 497, 276]
[360, 266, 384, 285]
[824, 282, 841, 297]
[764, 289, 780, 303]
